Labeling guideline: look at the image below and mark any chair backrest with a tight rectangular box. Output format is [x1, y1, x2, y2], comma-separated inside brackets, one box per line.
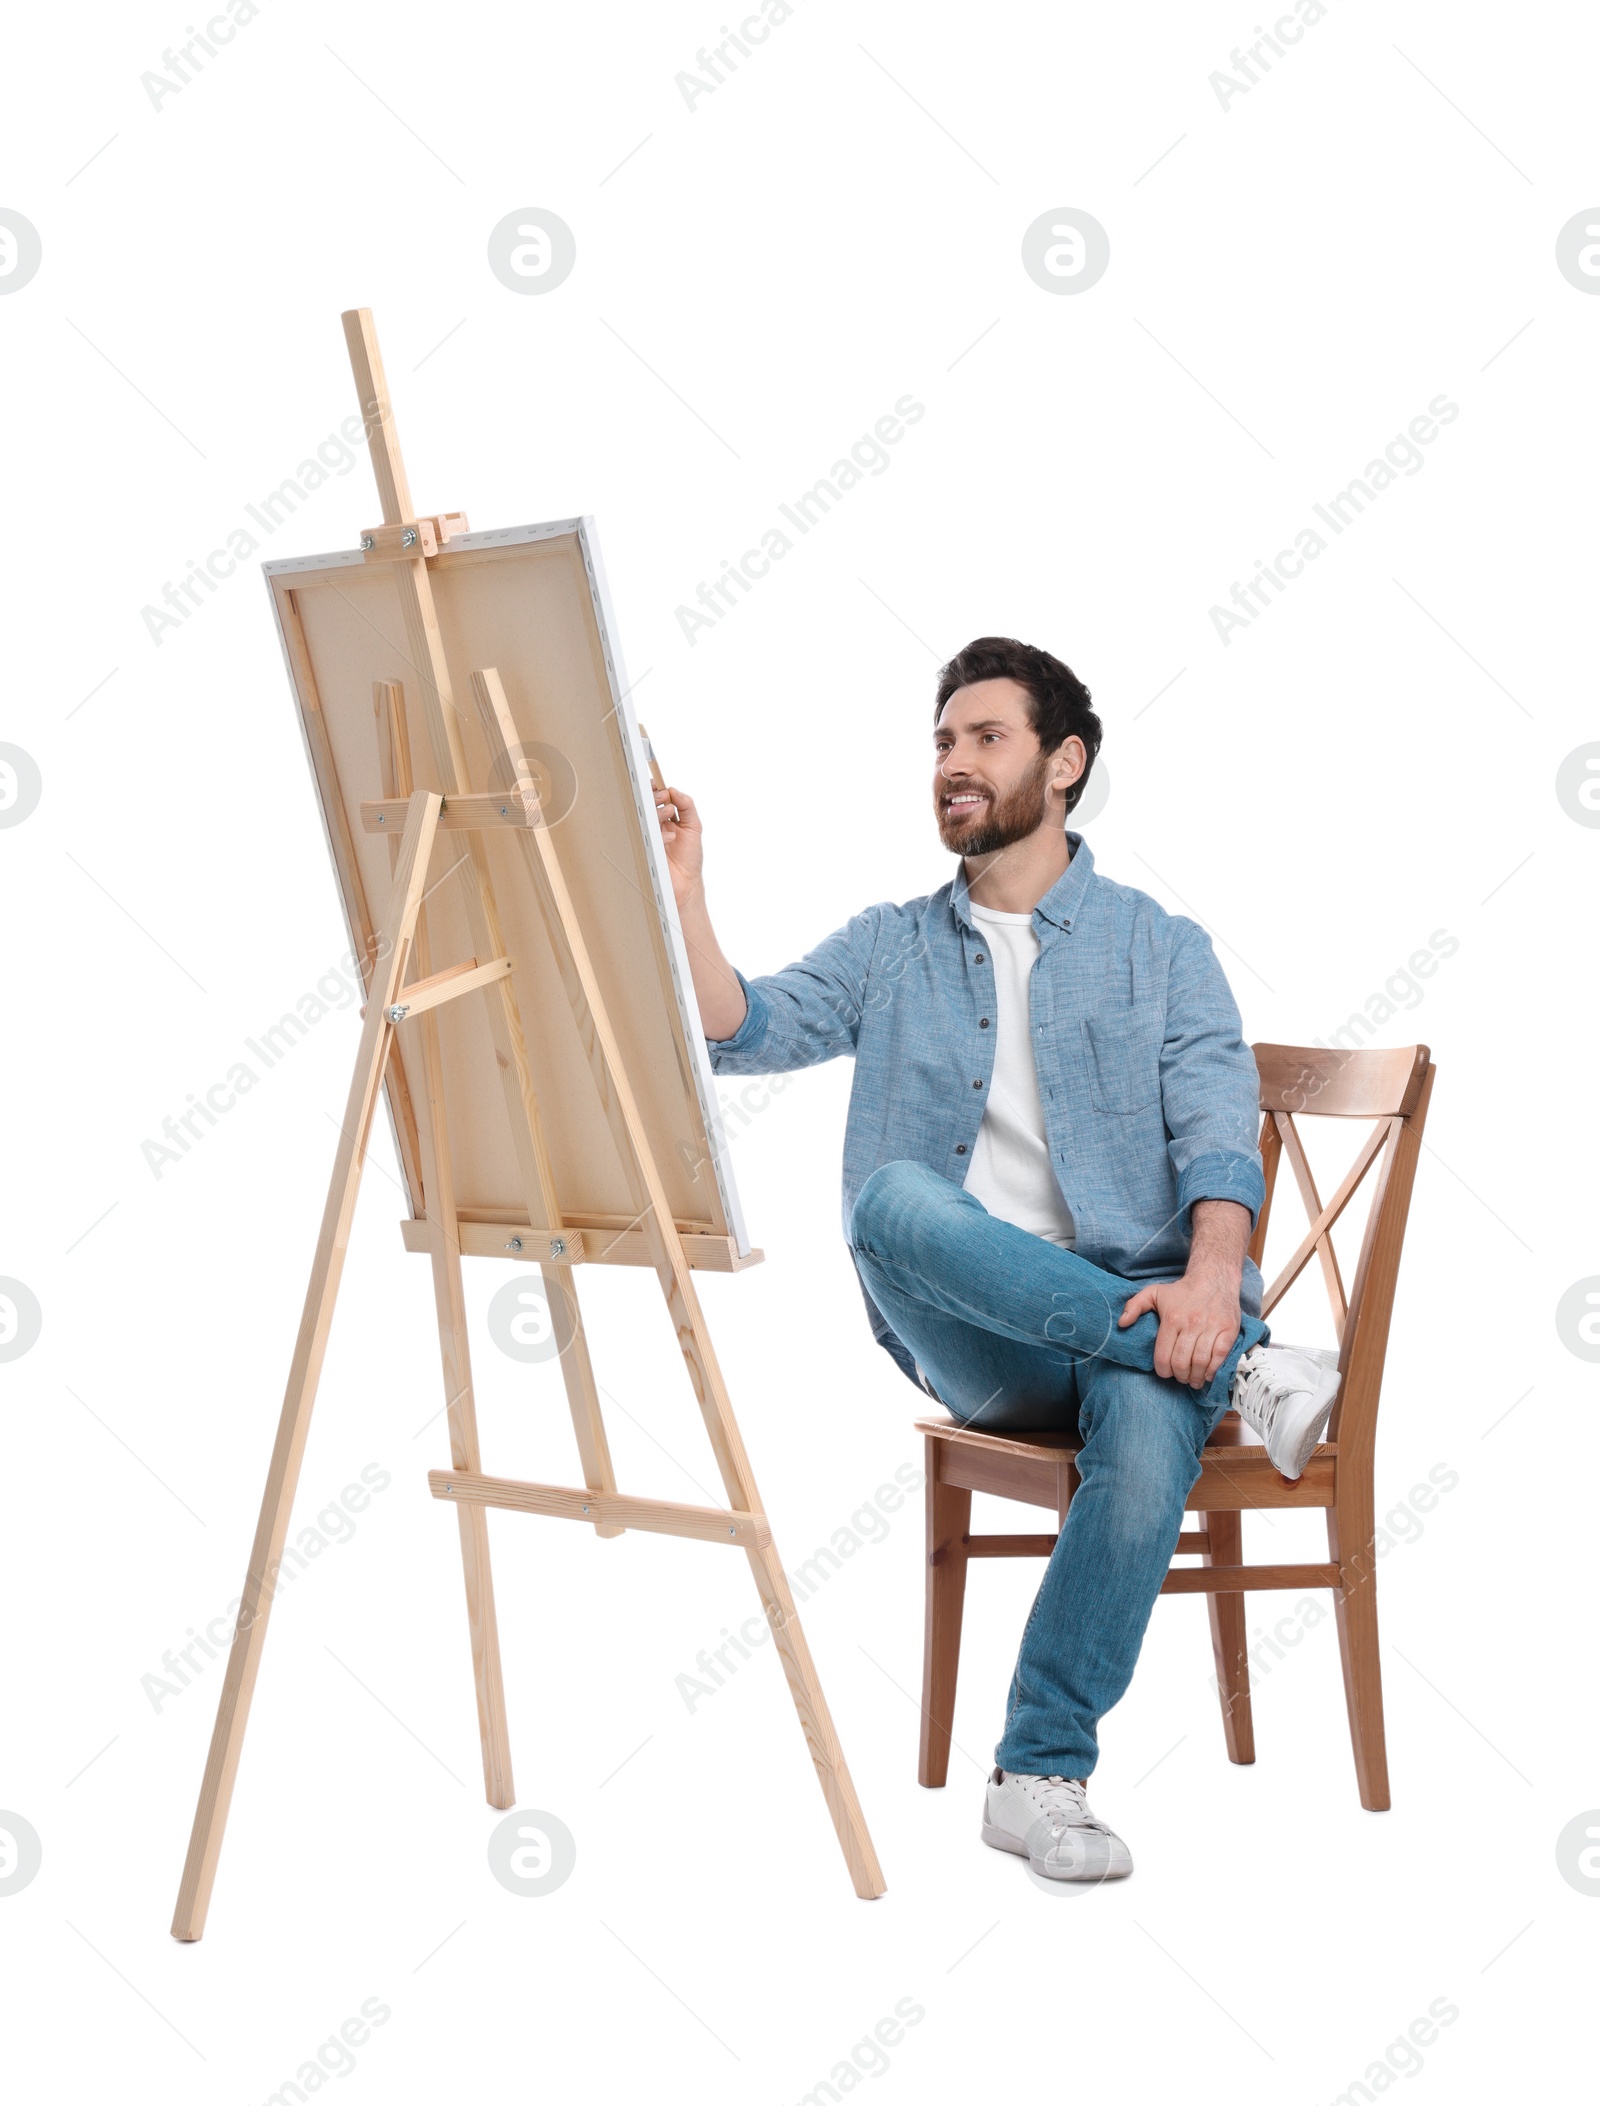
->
[1250, 1044, 1435, 1463]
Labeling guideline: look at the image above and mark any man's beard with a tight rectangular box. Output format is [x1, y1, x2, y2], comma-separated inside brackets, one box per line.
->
[936, 752, 1053, 858]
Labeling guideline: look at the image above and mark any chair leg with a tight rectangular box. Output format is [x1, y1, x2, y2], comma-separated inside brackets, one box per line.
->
[1202, 1509, 1255, 1764]
[918, 1437, 971, 1788]
[1328, 1504, 1391, 1810]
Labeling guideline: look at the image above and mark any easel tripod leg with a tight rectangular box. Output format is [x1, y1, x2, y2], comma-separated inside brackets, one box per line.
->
[747, 1543, 887, 1900]
[375, 674, 516, 1794]
[414, 1014, 516, 1808]
[467, 667, 886, 1896]
[170, 792, 442, 1941]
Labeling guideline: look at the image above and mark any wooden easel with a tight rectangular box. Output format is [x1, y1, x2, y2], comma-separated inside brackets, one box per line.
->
[170, 311, 884, 1938]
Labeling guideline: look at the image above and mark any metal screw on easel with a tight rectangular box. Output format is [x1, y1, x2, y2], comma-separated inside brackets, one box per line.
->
[360, 535, 375, 550]
[549, 1236, 566, 1258]
[401, 527, 418, 548]
[387, 1003, 408, 1023]
[506, 1236, 523, 1252]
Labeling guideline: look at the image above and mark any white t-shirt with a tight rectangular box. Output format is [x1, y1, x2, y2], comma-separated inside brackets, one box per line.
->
[961, 904, 1078, 1249]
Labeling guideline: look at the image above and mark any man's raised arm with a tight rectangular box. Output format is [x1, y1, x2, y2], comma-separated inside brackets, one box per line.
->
[655, 783, 882, 1070]
[655, 783, 749, 1042]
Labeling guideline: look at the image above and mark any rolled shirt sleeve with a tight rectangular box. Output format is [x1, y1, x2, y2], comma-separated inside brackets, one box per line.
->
[704, 907, 885, 1076]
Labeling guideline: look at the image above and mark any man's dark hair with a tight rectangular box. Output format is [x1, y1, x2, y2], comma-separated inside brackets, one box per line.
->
[934, 636, 1103, 817]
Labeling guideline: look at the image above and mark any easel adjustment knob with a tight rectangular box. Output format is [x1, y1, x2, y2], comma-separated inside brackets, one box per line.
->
[359, 518, 437, 562]
[358, 513, 469, 565]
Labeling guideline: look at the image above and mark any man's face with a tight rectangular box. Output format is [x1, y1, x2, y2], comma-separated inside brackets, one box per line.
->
[932, 677, 1076, 857]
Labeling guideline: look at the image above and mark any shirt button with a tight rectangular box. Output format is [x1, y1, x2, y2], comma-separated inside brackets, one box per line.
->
[979, 1017, 990, 1029]
[972, 1079, 983, 1088]
[974, 952, 985, 963]
[955, 1143, 967, 1155]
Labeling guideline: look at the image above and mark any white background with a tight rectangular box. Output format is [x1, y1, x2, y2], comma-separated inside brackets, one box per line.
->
[2, 1, 1595, 2098]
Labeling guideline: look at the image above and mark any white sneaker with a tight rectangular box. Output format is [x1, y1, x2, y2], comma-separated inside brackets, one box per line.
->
[1230, 1343, 1340, 1479]
[981, 1768, 1133, 1882]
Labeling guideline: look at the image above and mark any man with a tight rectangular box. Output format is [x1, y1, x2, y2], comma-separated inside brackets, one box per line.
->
[653, 636, 1337, 1884]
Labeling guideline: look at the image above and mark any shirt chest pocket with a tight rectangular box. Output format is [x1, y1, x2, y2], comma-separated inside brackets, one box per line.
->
[1081, 1006, 1164, 1114]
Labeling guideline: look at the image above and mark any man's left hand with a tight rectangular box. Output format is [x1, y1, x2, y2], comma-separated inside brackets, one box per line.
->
[1116, 1198, 1252, 1389]
[1116, 1270, 1241, 1388]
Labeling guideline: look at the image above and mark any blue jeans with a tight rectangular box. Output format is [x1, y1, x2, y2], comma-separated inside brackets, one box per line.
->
[849, 1160, 1268, 1780]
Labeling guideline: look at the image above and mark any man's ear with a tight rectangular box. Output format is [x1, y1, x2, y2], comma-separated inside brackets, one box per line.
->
[1050, 735, 1087, 804]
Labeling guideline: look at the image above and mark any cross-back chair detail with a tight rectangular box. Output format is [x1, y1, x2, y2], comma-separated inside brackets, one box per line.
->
[914, 1041, 1436, 1811]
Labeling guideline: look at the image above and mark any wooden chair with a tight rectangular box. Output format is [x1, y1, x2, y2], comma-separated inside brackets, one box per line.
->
[915, 1042, 1436, 1810]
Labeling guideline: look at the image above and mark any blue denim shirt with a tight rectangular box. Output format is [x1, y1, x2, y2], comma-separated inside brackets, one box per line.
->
[706, 836, 1265, 1389]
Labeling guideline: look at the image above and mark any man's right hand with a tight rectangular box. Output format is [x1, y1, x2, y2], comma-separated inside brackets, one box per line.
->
[653, 784, 749, 1040]
[655, 783, 704, 907]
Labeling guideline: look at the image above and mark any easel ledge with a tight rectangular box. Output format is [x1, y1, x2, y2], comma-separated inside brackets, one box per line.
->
[398, 1214, 761, 1271]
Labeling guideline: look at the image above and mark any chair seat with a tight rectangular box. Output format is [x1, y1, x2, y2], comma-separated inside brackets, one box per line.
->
[912, 1409, 1337, 1510]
